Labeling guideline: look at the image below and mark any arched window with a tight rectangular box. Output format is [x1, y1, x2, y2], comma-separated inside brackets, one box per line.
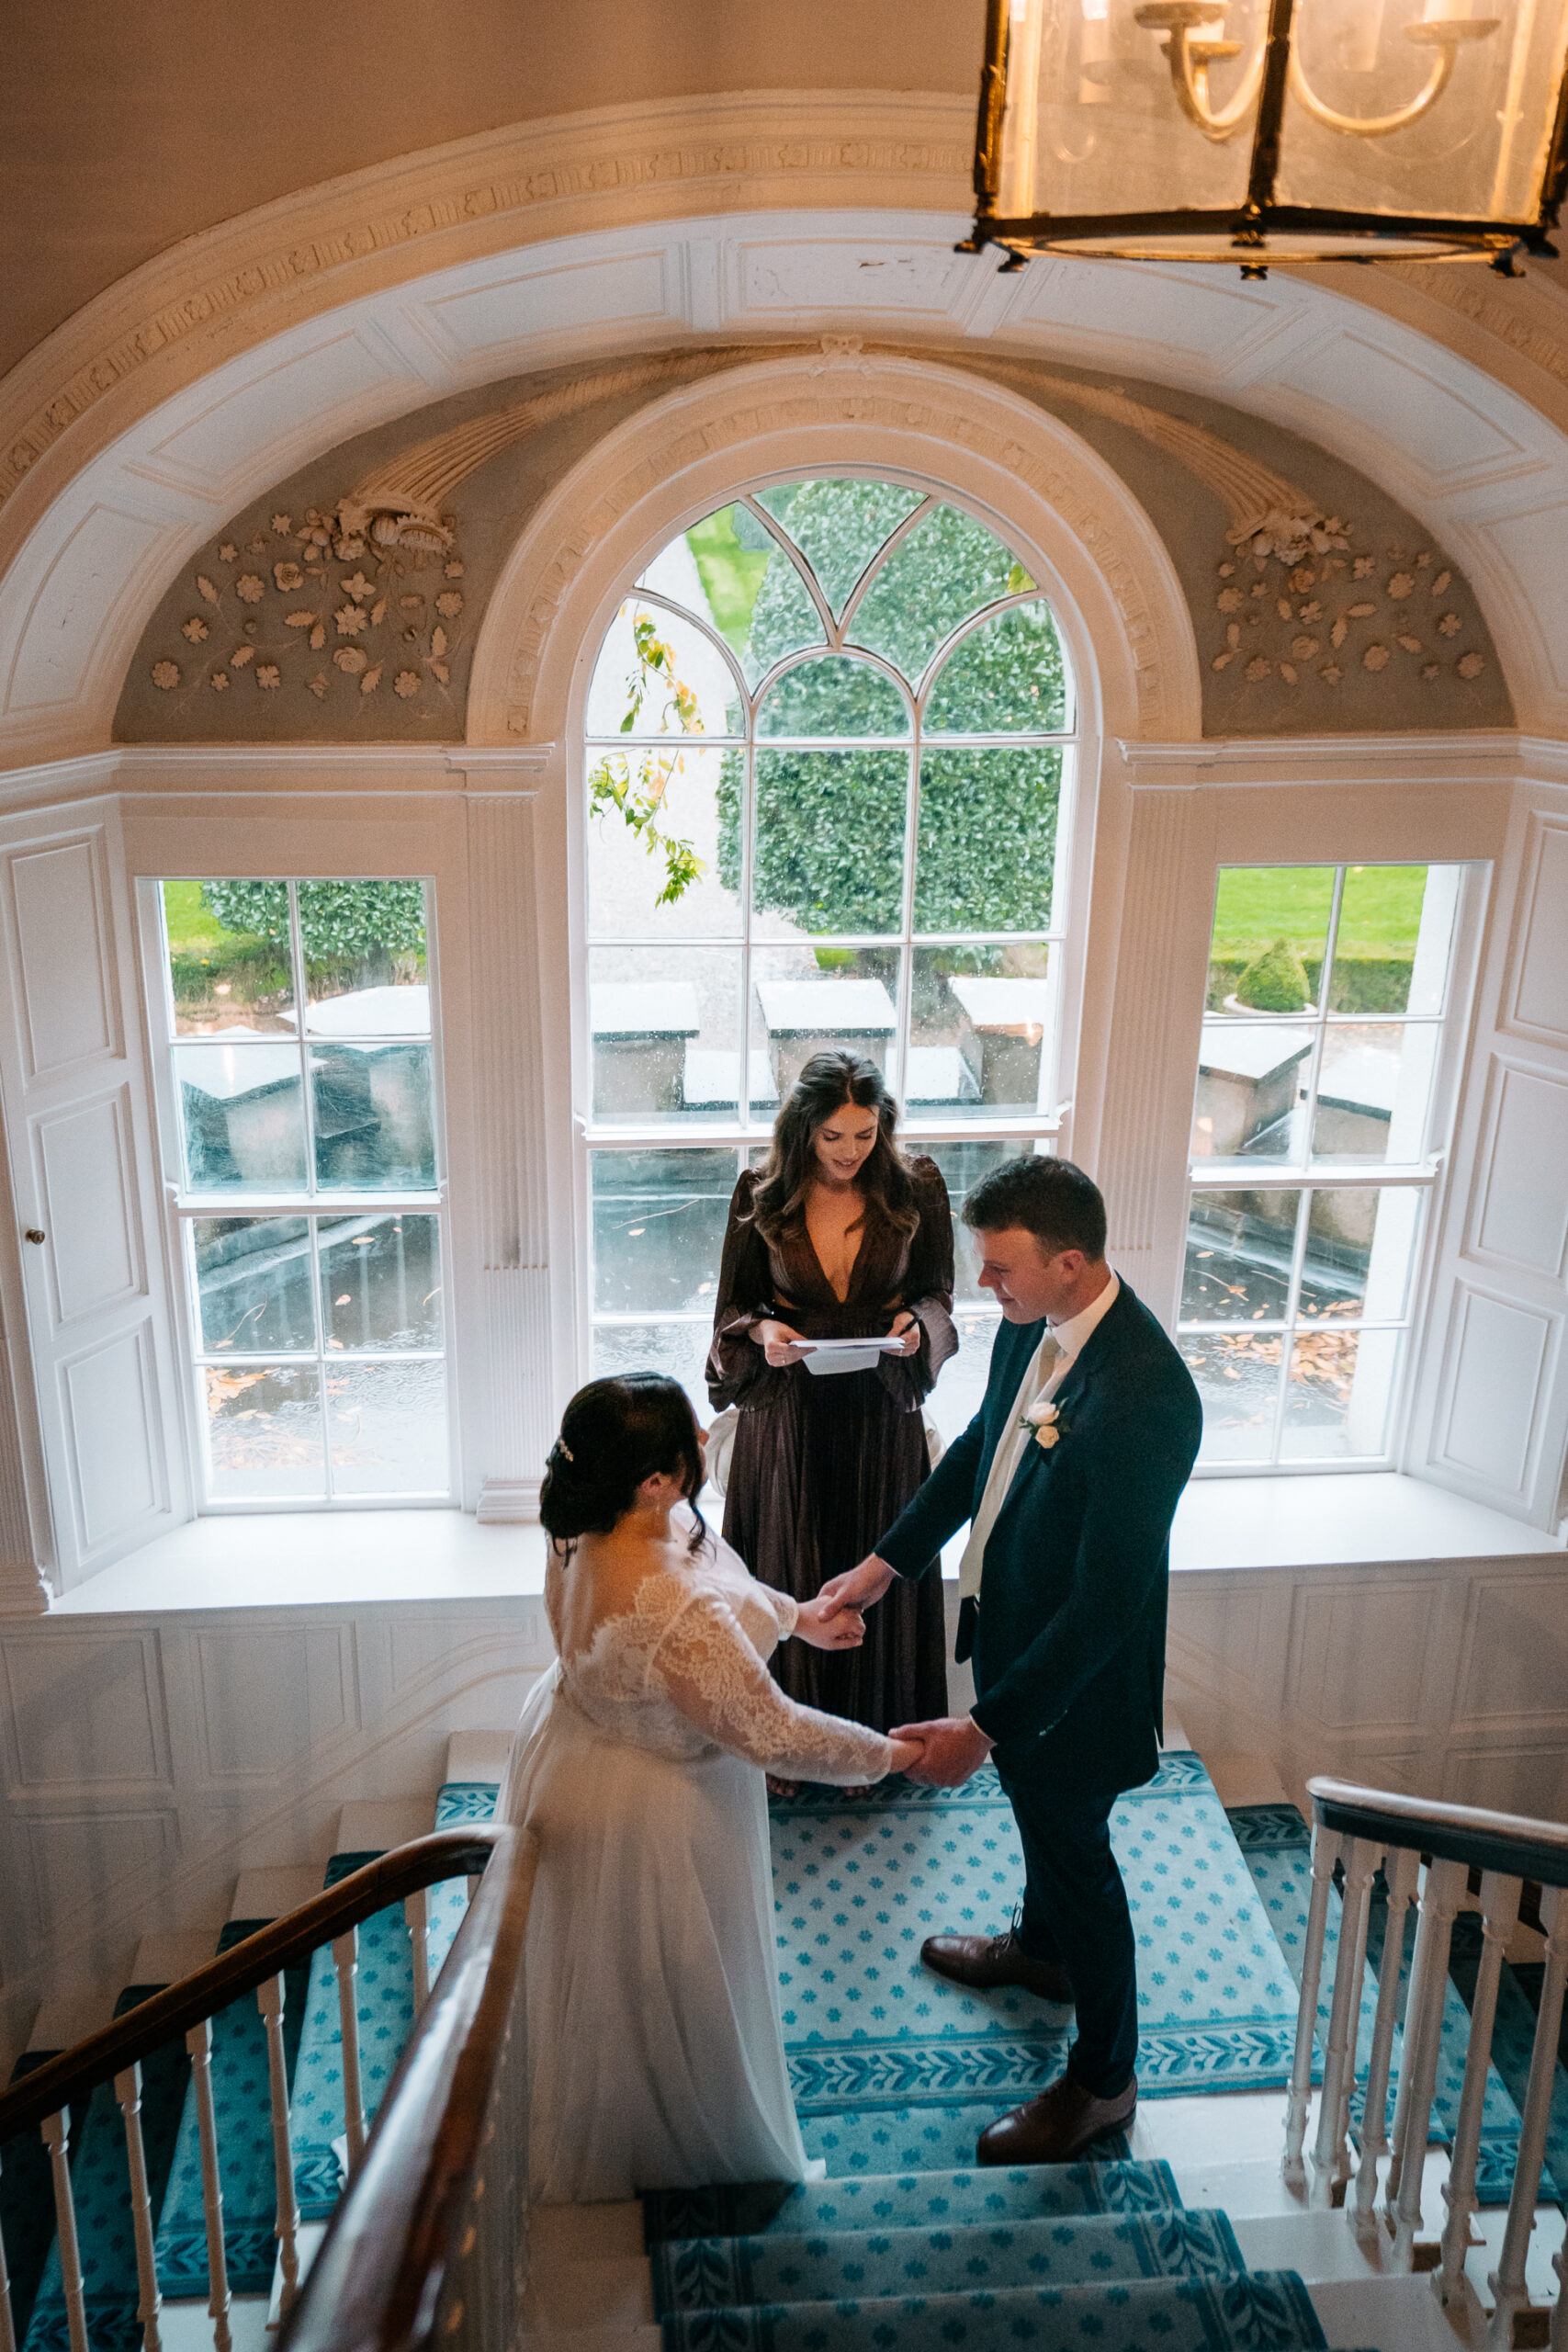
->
[581, 476, 1079, 1441]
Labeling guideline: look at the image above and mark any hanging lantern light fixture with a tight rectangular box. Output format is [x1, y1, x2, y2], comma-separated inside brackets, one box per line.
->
[964, 0, 1568, 274]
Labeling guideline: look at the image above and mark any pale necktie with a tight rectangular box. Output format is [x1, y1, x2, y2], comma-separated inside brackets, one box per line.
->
[956, 1331, 1063, 1603]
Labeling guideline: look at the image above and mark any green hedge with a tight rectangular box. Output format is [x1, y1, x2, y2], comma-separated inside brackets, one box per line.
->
[1206, 956, 1415, 1015]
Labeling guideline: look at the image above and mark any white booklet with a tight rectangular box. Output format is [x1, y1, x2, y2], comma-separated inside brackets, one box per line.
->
[799, 1335, 908, 1378]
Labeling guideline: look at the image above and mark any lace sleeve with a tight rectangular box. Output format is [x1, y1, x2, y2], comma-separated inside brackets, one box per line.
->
[760, 1586, 799, 1641]
[651, 1590, 892, 1784]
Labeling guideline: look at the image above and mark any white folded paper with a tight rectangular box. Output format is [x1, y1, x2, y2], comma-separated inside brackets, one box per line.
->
[799, 1336, 908, 1378]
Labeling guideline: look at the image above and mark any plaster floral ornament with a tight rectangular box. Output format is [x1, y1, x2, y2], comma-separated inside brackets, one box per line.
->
[1292, 636, 1320, 659]
[307, 673, 328, 699]
[210, 671, 229, 691]
[230, 646, 254, 668]
[1246, 656, 1270, 681]
[182, 616, 209, 643]
[334, 604, 367, 637]
[435, 590, 463, 618]
[1216, 586, 1243, 613]
[255, 663, 280, 690]
[1438, 612, 1463, 637]
[360, 665, 382, 695]
[1320, 662, 1343, 684]
[284, 610, 316, 630]
[1458, 651, 1486, 679]
[1233, 505, 1348, 565]
[235, 574, 265, 604]
[393, 670, 420, 697]
[1398, 633, 1423, 654]
[1422, 663, 1440, 680]
[197, 575, 219, 604]
[1363, 644, 1391, 673]
[271, 514, 291, 536]
[445, 560, 464, 578]
[310, 623, 326, 651]
[152, 660, 179, 689]
[333, 647, 368, 675]
[1348, 602, 1376, 619]
[1021, 1396, 1066, 1452]
[273, 561, 304, 593]
[1353, 555, 1377, 580]
[218, 543, 237, 563]
[340, 571, 375, 604]
[1431, 571, 1452, 596]
[1388, 573, 1415, 599]
[1280, 662, 1299, 684]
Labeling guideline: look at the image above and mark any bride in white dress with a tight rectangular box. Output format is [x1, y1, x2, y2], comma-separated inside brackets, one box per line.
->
[502, 1373, 920, 2205]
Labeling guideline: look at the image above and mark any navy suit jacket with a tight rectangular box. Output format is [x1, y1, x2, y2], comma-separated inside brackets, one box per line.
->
[877, 1280, 1201, 1797]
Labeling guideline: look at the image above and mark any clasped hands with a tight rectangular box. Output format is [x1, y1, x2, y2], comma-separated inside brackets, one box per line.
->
[816, 1554, 995, 1789]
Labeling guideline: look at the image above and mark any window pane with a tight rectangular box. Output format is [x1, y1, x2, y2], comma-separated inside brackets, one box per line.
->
[1208, 867, 1336, 1011]
[722, 518, 829, 689]
[163, 880, 295, 1038]
[852, 505, 1031, 684]
[175, 1042, 307, 1193]
[1311, 1023, 1438, 1165]
[591, 1317, 714, 1428]
[914, 748, 1060, 933]
[193, 1216, 315, 1354]
[204, 1363, 325, 1499]
[1280, 1329, 1400, 1462]
[1192, 1018, 1312, 1163]
[588, 747, 742, 940]
[1326, 865, 1452, 1018]
[752, 749, 908, 936]
[913, 949, 1052, 1118]
[311, 1042, 436, 1191]
[927, 1308, 1002, 1448]
[585, 600, 739, 738]
[591, 1148, 737, 1317]
[1181, 1191, 1300, 1323]
[750, 946, 900, 1102]
[590, 947, 743, 1122]
[299, 882, 428, 1026]
[924, 602, 1069, 734]
[920, 1141, 1019, 1304]
[1297, 1187, 1420, 1324]
[326, 1360, 449, 1494]
[756, 656, 908, 738]
[1181, 1332, 1284, 1463]
[320, 1213, 442, 1351]
[754, 481, 925, 616]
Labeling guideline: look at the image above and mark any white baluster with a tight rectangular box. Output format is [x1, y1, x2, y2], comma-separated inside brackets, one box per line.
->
[115, 2064, 164, 2352]
[1489, 1883, 1568, 2350]
[0, 2154, 19, 2352]
[405, 1890, 430, 2014]
[40, 2109, 88, 2352]
[1351, 1843, 1420, 2240]
[332, 1929, 366, 2176]
[1438, 1871, 1520, 2306]
[1387, 1854, 1468, 2267]
[256, 1975, 299, 2314]
[1312, 1835, 1379, 2208]
[1284, 1820, 1340, 2190]
[186, 2021, 231, 2352]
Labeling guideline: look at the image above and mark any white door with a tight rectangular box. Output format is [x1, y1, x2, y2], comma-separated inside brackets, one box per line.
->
[0, 802, 186, 1586]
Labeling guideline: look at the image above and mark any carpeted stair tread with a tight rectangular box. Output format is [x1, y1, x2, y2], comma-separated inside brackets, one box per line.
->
[642, 2158, 1183, 2246]
[657, 2265, 1328, 2352]
[424, 1780, 501, 1980]
[21, 1988, 188, 2352]
[288, 1852, 417, 2220]
[152, 1921, 310, 2298]
[773, 1753, 1299, 2181]
[651, 2206, 1245, 2314]
[1449, 1918, 1568, 2208]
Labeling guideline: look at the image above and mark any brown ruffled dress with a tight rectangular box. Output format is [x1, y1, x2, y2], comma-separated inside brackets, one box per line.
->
[705, 1156, 956, 1732]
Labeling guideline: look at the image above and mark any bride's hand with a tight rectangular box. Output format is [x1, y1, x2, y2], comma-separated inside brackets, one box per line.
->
[794, 1593, 865, 1649]
[887, 1735, 924, 1774]
[753, 1318, 812, 1368]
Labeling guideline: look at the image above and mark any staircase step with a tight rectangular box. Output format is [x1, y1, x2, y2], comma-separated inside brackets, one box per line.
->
[152, 1921, 310, 2298]
[130, 1934, 217, 1984]
[230, 1866, 321, 1920]
[333, 1798, 432, 1853]
[658, 2267, 1330, 2352]
[444, 1731, 513, 1784]
[652, 2206, 1244, 2314]
[1307, 2272, 1465, 2352]
[642, 2158, 1183, 2246]
[27, 1994, 108, 2052]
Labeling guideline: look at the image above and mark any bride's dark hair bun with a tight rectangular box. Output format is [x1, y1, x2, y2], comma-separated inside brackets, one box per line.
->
[540, 1374, 706, 1550]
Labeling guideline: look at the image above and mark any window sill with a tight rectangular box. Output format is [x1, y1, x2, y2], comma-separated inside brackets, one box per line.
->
[51, 1510, 551, 1615]
[1169, 1472, 1564, 1574]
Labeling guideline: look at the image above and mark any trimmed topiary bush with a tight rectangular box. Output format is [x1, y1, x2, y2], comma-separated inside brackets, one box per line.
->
[1235, 937, 1313, 1012]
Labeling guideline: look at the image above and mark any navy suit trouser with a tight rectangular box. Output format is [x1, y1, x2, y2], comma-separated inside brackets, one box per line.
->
[992, 1757, 1139, 2099]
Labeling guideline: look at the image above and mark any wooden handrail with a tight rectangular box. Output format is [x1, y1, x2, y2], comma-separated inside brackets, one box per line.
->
[1308, 1776, 1568, 1887]
[277, 1824, 538, 2352]
[0, 1828, 502, 2141]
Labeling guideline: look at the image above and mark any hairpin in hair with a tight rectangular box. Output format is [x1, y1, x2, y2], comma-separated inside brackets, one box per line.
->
[558, 1438, 574, 1463]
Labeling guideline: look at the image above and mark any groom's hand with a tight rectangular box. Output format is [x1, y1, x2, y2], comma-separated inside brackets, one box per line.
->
[888, 1715, 994, 1788]
[818, 1555, 897, 1617]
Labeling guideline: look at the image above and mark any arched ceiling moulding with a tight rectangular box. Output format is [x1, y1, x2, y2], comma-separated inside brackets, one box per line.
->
[2, 100, 1567, 763]
[465, 348, 1199, 746]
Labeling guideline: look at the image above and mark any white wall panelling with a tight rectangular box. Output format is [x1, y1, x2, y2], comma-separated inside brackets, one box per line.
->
[0, 802, 184, 1594]
[0, 1585, 552, 2064]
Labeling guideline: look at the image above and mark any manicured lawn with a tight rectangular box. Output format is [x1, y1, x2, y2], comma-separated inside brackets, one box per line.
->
[161, 878, 254, 961]
[1213, 864, 1427, 960]
[685, 509, 770, 653]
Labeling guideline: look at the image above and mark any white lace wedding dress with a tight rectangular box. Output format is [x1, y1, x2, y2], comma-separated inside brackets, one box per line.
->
[502, 1517, 894, 2205]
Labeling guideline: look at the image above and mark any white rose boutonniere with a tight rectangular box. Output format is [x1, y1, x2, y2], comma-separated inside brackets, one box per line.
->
[1020, 1394, 1066, 1452]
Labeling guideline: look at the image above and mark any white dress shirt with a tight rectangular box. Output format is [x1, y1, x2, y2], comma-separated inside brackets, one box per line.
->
[955, 1272, 1121, 1603]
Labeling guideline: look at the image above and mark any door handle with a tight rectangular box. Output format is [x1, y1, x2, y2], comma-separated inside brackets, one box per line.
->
[23, 1229, 44, 1244]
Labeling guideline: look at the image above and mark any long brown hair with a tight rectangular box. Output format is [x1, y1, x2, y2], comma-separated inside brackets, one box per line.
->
[748, 1051, 918, 1248]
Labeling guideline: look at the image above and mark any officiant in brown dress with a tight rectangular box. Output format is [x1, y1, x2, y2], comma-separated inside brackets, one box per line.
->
[707, 1051, 955, 1735]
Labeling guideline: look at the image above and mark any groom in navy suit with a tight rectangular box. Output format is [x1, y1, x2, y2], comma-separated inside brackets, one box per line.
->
[820, 1155, 1201, 2165]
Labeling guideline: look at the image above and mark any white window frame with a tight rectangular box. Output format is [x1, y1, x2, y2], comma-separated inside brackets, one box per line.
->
[137, 872, 458, 1513]
[1181, 857, 1488, 1479]
[573, 472, 1084, 1399]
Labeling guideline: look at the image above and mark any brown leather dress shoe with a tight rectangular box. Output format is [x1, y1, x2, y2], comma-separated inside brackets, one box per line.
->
[976, 2073, 1138, 2166]
[920, 1928, 1073, 2003]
